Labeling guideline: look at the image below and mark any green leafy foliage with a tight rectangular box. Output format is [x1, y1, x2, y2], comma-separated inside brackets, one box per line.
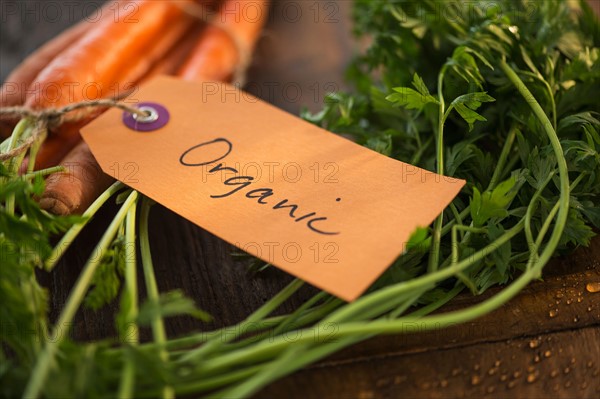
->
[307, 0, 600, 290]
[470, 176, 520, 227]
[84, 236, 126, 310]
[386, 73, 439, 110]
[2, 1, 600, 398]
[0, 163, 79, 382]
[449, 92, 496, 131]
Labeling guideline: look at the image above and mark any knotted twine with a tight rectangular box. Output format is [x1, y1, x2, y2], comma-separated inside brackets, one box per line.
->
[0, 100, 146, 162]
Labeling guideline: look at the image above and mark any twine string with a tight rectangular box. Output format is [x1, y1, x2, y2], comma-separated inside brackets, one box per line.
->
[0, 99, 147, 162]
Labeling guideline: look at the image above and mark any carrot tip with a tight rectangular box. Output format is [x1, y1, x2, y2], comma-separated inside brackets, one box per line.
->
[39, 196, 73, 216]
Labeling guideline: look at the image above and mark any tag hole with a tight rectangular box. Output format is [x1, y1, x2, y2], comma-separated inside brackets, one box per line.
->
[122, 102, 169, 132]
[133, 106, 159, 123]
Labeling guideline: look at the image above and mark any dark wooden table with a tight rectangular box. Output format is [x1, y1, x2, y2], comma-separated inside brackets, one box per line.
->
[2, 1, 599, 398]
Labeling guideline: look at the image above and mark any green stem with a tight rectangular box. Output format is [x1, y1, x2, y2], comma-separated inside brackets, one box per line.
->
[5, 120, 34, 214]
[449, 203, 464, 237]
[487, 126, 517, 190]
[272, 292, 328, 335]
[177, 279, 304, 363]
[45, 182, 125, 270]
[221, 297, 344, 353]
[451, 225, 487, 293]
[531, 172, 584, 250]
[118, 201, 139, 399]
[387, 289, 427, 318]
[200, 245, 546, 382]
[409, 135, 433, 166]
[519, 70, 557, 130]
[139, 197, 174, 399]
[499, 58, 570, 276]
[198, 221, 524, 375]
[4, 118, 30, 155]
[324, 289, 427, 325]
[428, 65, 449, 272]
[441, 207, 470, 236]
[103, 310, 332, 357]
[534, 200, 560, 250]
[137, 365, 265, 398]
[23, 190, 139, 399]
[212, 286, 461, 399]
[26, 125, 47, 175]
[23, 166, 65, 180]
[524, 171, 556, 256]
[211, 344, 314, 399]
[405, 284, 463, 318]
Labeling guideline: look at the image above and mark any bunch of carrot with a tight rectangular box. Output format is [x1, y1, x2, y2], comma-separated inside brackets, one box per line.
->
[0, 0, 269, 215]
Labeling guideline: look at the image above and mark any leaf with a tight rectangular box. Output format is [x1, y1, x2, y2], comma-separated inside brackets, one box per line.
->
[520, 45, 543, 77]
[463, 47, 494, 70]
[448, 47, 487, 88]
[416, 287, 452, 305]
[449, 92, 495, 131]
[411, 73, 431, 97]
[386, 85, 438, 110]
[579, 202, 600, 228]
[84, 237, 125, 311]
[526, 148, 556, 189]
[451, 92, 496, 109]
[475, 263, 510, 294]
[446, 141, 476, 176]
[365, 134, 392, 156]
[454, 104, 487, 130]
[557, 112, 600, 135]
[559, 209, 596, 248]
[405, 226, 430, 252]
[562, 139, 599, 169]
[487, 222, 511, 276]
[557, 31, 584, 60]
[470, 176, 519, 227]
[137, 290, 212, 325]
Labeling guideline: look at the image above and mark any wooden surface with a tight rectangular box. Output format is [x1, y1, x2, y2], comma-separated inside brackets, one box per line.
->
[2, 1, 600, 398]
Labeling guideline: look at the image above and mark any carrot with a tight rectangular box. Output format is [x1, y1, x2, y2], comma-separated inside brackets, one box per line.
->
[114, 8, 196, 91]
[178, 0, 269, 82]
[143, 24, 208, 79]
[28, 5, 196, 172]
[0, 2, 116, 138]
[34, 1, 212, 213]
[40, 0, 269, 215]
[25, 0, 194, 113]
[39, 141, 116, 215]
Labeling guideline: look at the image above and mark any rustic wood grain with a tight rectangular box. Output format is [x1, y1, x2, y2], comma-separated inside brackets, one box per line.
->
[2, 1, 600, 398]
[258, 241, 600, 398]
[260, 327, 600, 399]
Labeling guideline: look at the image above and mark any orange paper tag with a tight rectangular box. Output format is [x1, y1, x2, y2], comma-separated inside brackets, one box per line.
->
[82, 76, 465, 301]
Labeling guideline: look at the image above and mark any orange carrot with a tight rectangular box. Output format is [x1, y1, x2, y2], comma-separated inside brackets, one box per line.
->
[25, 0, 194, 112]
[178, 27, 239, 82]
[40, 0, 269, 215]
[39, 141, 116, 215]
[28, 5, 196, 172]
[178, 0, 269, 82]
[0, 2, 116, 138]
[143, 24, 208, 79]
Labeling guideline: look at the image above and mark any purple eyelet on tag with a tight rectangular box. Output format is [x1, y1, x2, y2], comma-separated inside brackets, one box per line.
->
[122, 102, 169, 132]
